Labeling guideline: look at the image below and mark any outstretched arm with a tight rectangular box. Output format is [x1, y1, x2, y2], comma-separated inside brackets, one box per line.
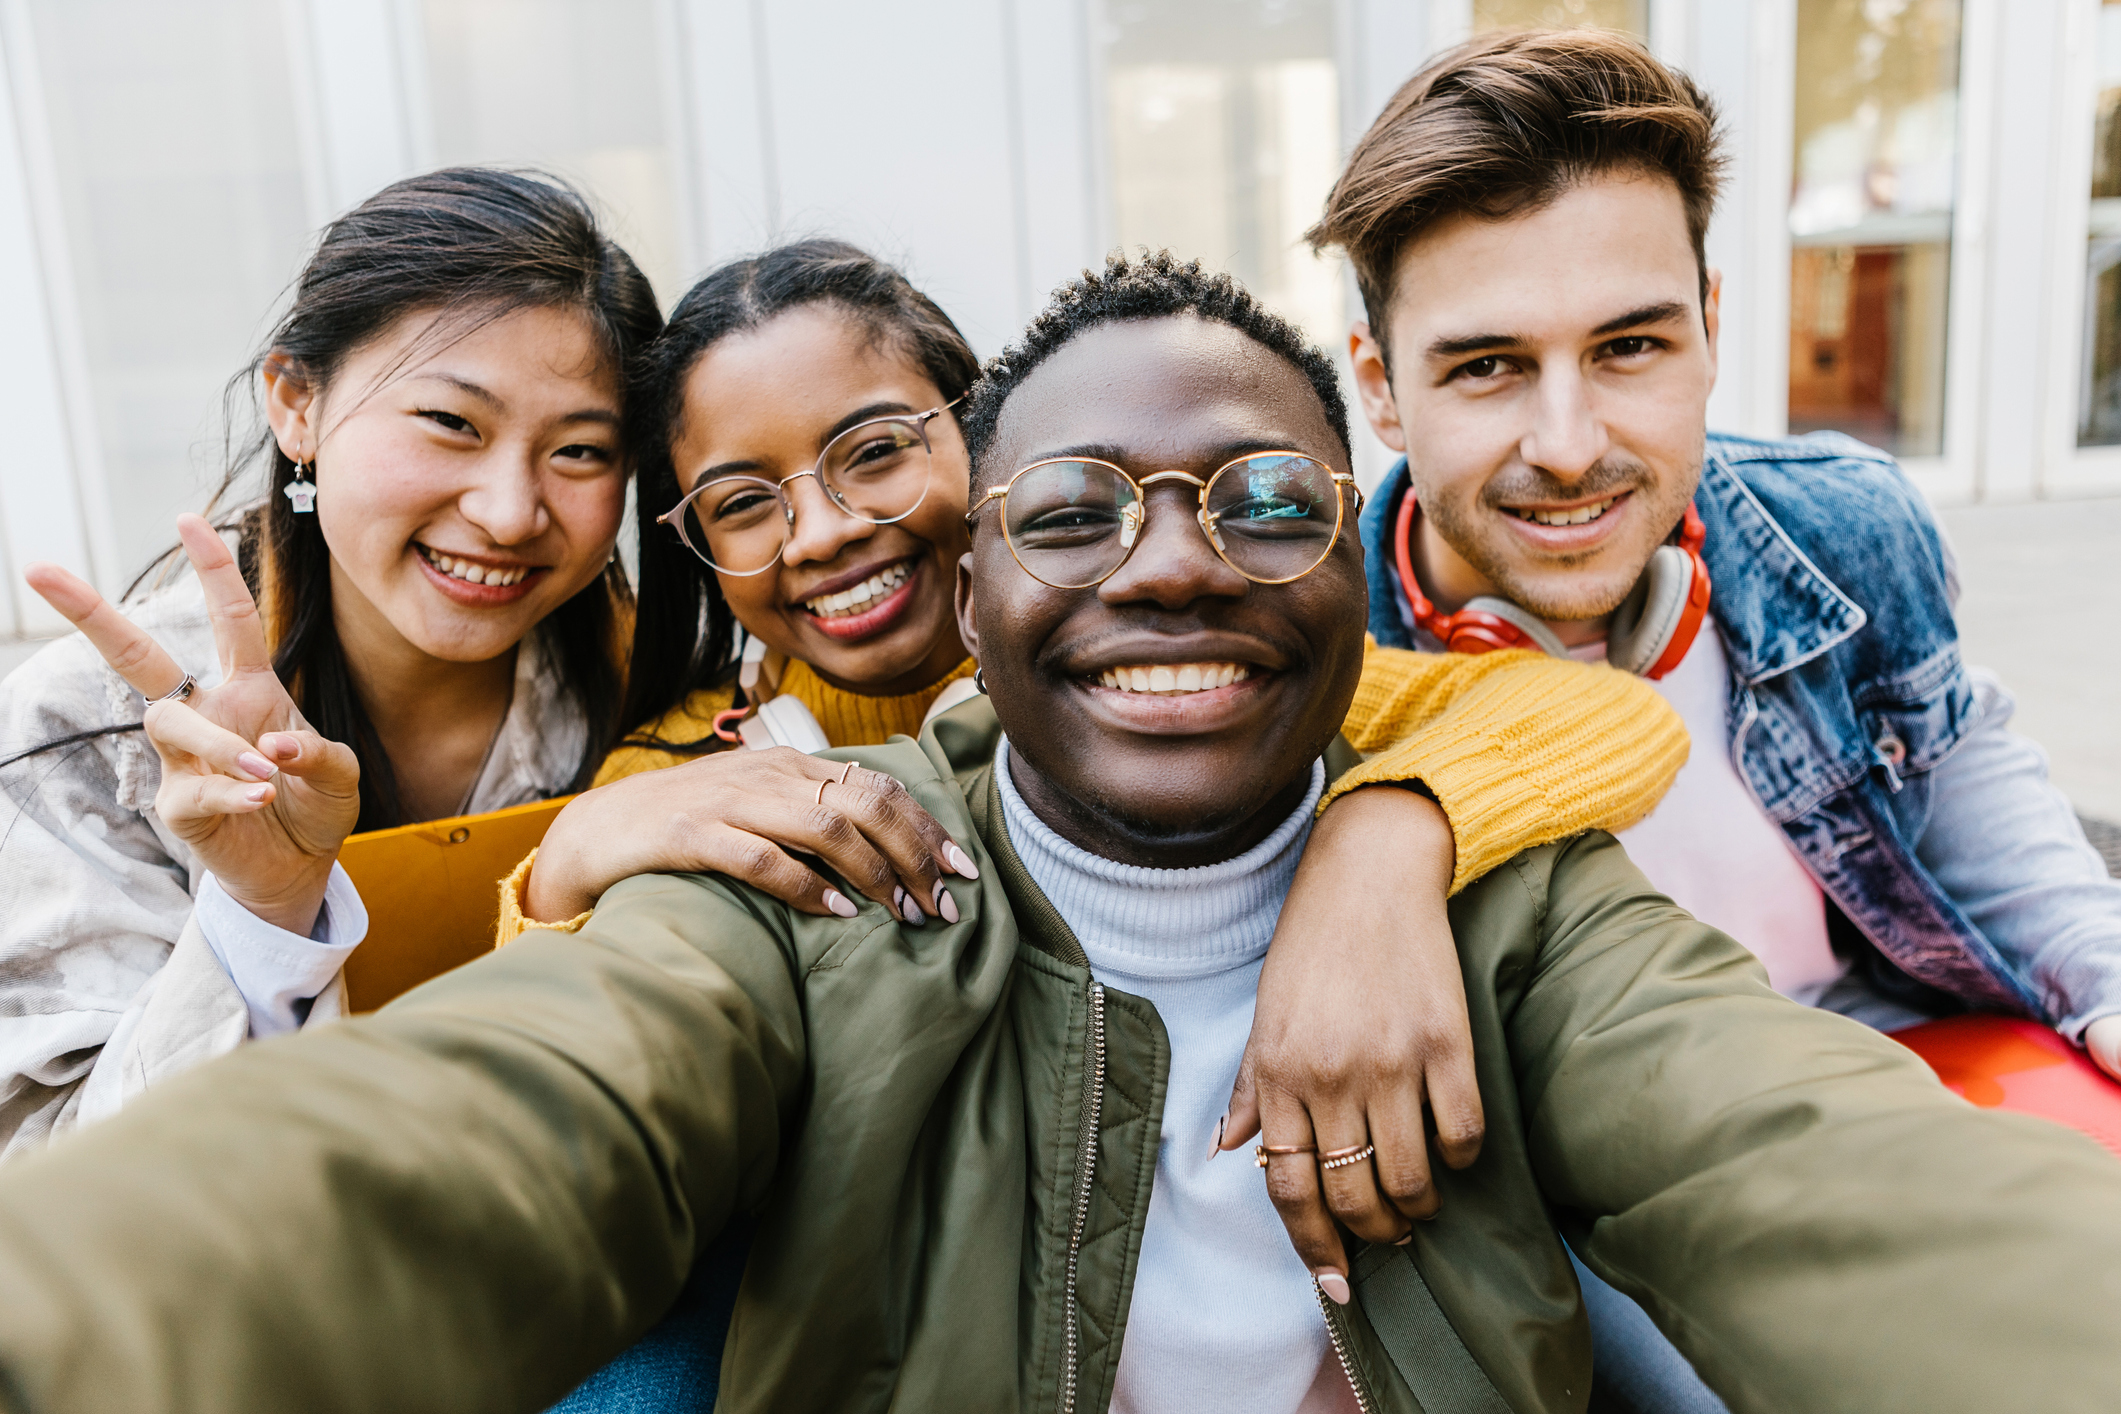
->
[1521, 833, 2121, 1411]
[0, 870, 804, 1413]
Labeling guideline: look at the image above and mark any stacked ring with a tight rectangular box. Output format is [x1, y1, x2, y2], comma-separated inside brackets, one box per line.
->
[817, 760, 858, 806]
[1254, 1143, 1316, 1169]
[1320, 1143, 1376, 1170]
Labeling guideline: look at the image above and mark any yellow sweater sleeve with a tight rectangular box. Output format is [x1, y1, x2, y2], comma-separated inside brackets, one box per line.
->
[493, 847, 594, 948]
[1326, 644, 1690, 895]
[495, 687, 739, 947]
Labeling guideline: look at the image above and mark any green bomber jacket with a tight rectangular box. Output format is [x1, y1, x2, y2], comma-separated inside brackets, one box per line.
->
[2, 699, 2121, 1414]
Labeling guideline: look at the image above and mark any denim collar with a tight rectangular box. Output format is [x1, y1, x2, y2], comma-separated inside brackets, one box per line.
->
[1359, 448, 1867, 686]
[1692, 446, 1866, 685]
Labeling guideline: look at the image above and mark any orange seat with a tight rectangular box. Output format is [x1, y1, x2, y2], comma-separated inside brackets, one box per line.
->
[1890, 1015, 2121, 1158]
[336, 796, 573, 1012]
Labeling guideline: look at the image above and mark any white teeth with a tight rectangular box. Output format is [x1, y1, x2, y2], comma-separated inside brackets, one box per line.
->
[1094, 662, 1252, 696]
[425, 550, 528, 587]
[805, 562, 912, 619]
[1515, 497, 1617, 528]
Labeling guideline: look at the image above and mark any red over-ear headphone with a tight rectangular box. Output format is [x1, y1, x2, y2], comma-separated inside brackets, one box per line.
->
[1392, 491, 1711, 680]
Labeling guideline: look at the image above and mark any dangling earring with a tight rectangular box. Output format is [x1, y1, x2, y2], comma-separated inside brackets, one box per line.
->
[285, 458, 317, 514]
[974, 666, 987, 694]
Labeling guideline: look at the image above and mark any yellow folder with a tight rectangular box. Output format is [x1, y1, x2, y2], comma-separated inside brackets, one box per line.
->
[336, 795, 573, 1013]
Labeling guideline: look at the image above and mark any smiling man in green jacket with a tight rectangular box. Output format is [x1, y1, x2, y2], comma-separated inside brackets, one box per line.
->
[4, 257, 2121, 1414]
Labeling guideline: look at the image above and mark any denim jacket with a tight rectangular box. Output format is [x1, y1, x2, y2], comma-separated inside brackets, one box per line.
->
[1362, 431, 2121, 1036]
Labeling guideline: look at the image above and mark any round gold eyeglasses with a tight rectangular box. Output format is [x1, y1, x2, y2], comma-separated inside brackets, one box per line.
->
[965, 451, 1361, 590]
[659, 403, 956, 576]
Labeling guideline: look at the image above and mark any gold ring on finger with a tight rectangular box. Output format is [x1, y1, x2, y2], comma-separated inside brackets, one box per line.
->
[144, 672, 197, 708]
[1320, 1143, 1376, 1170]
[816, 778, 832, 807]
[838, 760, 856, 786]
[1254, 1142, 1317, 1169]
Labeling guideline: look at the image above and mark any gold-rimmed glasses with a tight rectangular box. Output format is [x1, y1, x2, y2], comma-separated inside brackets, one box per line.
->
[965, 451, 1361, 590]
[658, 402, 958, 576]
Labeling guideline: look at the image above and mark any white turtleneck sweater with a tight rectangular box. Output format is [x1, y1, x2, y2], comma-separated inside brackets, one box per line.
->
[996, 740, 1362, 1414]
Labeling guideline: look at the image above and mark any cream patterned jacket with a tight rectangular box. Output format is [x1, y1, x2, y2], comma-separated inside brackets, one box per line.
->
[0, 574, 586, 1158]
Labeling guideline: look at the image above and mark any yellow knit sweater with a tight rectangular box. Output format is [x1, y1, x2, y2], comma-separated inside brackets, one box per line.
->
[590, 657, 979, 785]
[497, 645, 1687, 942]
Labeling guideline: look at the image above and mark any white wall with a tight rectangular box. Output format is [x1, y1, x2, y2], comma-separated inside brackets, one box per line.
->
[0, 0, 2114, 640]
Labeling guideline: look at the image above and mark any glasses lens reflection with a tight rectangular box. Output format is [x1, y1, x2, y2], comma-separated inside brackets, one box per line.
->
[993, 454, 1344, 589]
[1204, 455, 1342, 582]
[1001, 461, 1143, 588]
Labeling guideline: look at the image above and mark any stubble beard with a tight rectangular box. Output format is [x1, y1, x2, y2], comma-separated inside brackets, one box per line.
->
[1420, 454, 1696, 624]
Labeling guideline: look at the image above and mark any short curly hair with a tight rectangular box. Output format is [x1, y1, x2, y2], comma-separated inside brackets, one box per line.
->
[959, 250, 1352, 484]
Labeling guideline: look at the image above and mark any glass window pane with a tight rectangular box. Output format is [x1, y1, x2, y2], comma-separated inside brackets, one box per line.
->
[1472, 0, 1647, 35]
[1787, 0, 1962, 458]
[1102, 0, 1345, 350]
[2078, 0, 2121, 446]
[25, 0, 310, 579]
[418, 0, 681, 306]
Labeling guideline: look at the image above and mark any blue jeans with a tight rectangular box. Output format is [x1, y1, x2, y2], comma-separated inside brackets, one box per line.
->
[546, 1221, 752, 1413]
[1570, 1248, 1730, 1414]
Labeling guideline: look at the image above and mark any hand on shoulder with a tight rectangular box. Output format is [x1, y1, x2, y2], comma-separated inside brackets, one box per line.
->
[526, 743, 979, 927]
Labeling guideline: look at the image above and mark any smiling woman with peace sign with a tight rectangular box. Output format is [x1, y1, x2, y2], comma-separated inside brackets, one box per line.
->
[0, 169, 661, 1155]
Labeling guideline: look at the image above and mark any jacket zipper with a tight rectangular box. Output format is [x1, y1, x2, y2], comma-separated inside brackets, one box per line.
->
[1059, 982, 1107, 1414]
[1313, 1279, 1377, 1413]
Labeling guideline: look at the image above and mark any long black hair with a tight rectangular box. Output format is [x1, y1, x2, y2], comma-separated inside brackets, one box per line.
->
[177, 168, 659, 829]
[617, 239, 979, 751]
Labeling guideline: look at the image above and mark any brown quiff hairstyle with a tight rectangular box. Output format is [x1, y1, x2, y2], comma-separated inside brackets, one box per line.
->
[1308, 28, 1727, 354]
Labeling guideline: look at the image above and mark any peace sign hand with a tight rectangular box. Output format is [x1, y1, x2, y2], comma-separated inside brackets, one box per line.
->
[25, 514, 361, 936]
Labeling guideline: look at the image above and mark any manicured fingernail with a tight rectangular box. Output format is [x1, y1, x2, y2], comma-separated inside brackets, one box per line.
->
[236, 752, 275, 780]
[933, 881, 959, 924]
[244, 784, 271, 804]
[944, 842, 980, 879]
[1206, 1115, 1226, 1162]
[823, 889, 858, 918]
[894, 887, 926, 926]
[1394, 1233, 1414, 1246]
[259, 733, 297, 759]
[1316, 1271, 1351, 1305]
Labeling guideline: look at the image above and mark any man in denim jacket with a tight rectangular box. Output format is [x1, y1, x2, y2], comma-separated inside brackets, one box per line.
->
[1323, 28, 2121, 1068]
[1318, 29, 2121, 1410]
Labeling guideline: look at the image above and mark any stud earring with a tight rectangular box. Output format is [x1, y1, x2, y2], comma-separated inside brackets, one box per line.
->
[973, 666, 987, 694]
[284, 458, 317, 514]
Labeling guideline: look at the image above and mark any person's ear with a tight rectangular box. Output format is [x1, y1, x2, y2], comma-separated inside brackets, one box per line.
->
[262, 351, 320, 463]
[1349, 323, 1407, 454]
[1702, 268, 1723, 389]
[954, 549, 980, 666]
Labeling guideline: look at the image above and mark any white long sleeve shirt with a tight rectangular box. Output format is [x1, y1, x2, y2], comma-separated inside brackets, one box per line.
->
[0, 572, 587, 1158]
[997, 740, 1361, 1414]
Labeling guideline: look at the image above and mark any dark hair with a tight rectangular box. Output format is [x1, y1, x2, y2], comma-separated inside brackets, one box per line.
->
[617, 239, 980, 751]
[1308, 28, 1726, 353]
[197, 168, 661, 829]
[958, 249, 1351, 479]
